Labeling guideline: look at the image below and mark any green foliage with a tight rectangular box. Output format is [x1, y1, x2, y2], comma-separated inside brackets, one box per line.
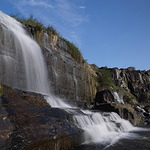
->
[10, 14, 83, 63]
[0, 86, 3, 95]
[97, 67, 115, 89]
[46, 25, 59, 36]
[62, 38, 83, 63]
[11, 14, 44, 31]
[22, 15, 45, 31]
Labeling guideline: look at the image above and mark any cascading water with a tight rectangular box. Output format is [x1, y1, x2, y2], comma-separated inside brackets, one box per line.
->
[113, 92, 125, 104]
[0, 11, 49, 94]
[0, 11, 142, 148]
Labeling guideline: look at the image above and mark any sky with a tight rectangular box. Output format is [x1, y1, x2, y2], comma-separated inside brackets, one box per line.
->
[0, 0, 150, 70]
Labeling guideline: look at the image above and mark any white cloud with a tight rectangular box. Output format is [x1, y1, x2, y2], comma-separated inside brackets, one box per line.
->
[9, 0, 88, 47]
[79, 6, 86, 9]
[19, 0, 54, 8]
[54, 0, 88, 27]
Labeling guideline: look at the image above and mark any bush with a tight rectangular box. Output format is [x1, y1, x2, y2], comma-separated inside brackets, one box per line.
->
[97, 67, 115, 89]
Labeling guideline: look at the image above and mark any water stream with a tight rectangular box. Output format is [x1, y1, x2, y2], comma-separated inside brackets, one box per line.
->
[0, 11, 147, 149]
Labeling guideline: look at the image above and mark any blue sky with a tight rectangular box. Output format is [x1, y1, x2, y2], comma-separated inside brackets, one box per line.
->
[1, 0, 150, 70]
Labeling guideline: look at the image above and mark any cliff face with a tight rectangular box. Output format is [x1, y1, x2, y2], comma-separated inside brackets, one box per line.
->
[95, 67, 150, 125]
[0, 22, 97, 103]
[1, 15, 150, 125]
[109, 67, 150, 103]
[31, 29, 97, 103]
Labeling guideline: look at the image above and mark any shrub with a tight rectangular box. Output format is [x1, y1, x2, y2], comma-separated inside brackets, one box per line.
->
[97, 67, 115, 89]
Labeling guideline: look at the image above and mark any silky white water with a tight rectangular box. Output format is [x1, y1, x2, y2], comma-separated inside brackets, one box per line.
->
[0, 11, 49, 94]
[113, 92, 124, 104]
[0, 11, 140, 146]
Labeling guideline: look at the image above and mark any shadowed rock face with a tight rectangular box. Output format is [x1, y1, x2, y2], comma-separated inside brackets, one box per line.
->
[109, 68, 150, 103]
[94, 90, 143, 125]
[0, 85, 83, 150]
[0, 21, 97, 103]
[41, 39, 97, 102]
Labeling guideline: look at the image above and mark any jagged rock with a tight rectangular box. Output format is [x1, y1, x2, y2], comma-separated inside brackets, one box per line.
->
[109, 68, 150, 103]
[94, 90, 143, 125]
[42, 41, 97, 103]
[0, 85, 83, 150]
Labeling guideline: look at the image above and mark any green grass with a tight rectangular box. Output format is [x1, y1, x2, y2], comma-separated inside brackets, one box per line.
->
[11, 14, 45, 31]
[46, 25, 59, 36]
[61, 38, 83, 63]
[11, 14, 83, 63]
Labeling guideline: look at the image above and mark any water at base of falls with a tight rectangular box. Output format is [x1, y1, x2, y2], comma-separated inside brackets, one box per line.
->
[0, 11, 149, 149]
[45, 95, 147, 147]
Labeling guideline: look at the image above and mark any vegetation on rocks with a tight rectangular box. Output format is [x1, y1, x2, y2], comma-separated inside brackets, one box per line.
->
[11, 14, 83, 63]
[11, 14, 45, 31]
[97, 67, 115, 89]
[96, 67, 137, 104]
[62, 38, 83, 63]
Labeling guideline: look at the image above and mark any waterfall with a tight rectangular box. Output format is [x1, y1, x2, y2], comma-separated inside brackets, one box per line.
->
[113, 92, 125, 104]
[0, 11, 139, 146]
[73, 111, 134, 144]
[0, 11, 49, 94]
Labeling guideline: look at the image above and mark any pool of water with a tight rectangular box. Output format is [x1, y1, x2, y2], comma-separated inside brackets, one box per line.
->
[72, 126, 150, 150]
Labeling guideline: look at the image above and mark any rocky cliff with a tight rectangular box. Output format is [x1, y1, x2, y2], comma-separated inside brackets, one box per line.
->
[95, 67, 150, 125]
[0, 84, 83, 150]
[38, 31, 97, 103]
[41, 34, 97, 102]
[1, 14, 150, 125]
[0, 22, 97, 104]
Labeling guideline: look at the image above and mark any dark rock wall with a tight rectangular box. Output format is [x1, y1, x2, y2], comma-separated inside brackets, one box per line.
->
[95, 67, 150, 125]
[0, 84, 83, 150]
[40, 32, 97, 102]
[0, 23, 97, 103]
[109, 68, 150, 103]
[95, 90, 143, 125]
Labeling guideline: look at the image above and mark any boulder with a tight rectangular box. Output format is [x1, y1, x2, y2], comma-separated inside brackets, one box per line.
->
[0, 84, 83, 150]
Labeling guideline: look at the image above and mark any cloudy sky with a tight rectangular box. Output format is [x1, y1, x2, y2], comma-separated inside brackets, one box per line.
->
[1, 0, 150, 70]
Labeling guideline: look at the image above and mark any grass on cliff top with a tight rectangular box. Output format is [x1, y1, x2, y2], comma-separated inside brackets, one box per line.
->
[11, 14, 45, 31]
[11, 14, 83, 63]
[61, 38, 83, 63]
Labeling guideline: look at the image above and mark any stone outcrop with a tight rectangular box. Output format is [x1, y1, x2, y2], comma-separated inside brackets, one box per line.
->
[109, 67, 150, 103]
[95, 67, 150, 125]
[0, 23, 97, 104]
[0, 84, 83, 150]
[40, 31, 97, 103]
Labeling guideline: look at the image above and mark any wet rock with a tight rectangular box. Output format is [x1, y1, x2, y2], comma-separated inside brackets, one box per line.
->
[0, 84, 83, 150]
[94, 90, 142, 125]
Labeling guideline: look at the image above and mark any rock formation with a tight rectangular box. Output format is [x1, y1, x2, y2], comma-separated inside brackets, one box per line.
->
[0, 84, 83, 150]
[95, 67, 150, 125]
